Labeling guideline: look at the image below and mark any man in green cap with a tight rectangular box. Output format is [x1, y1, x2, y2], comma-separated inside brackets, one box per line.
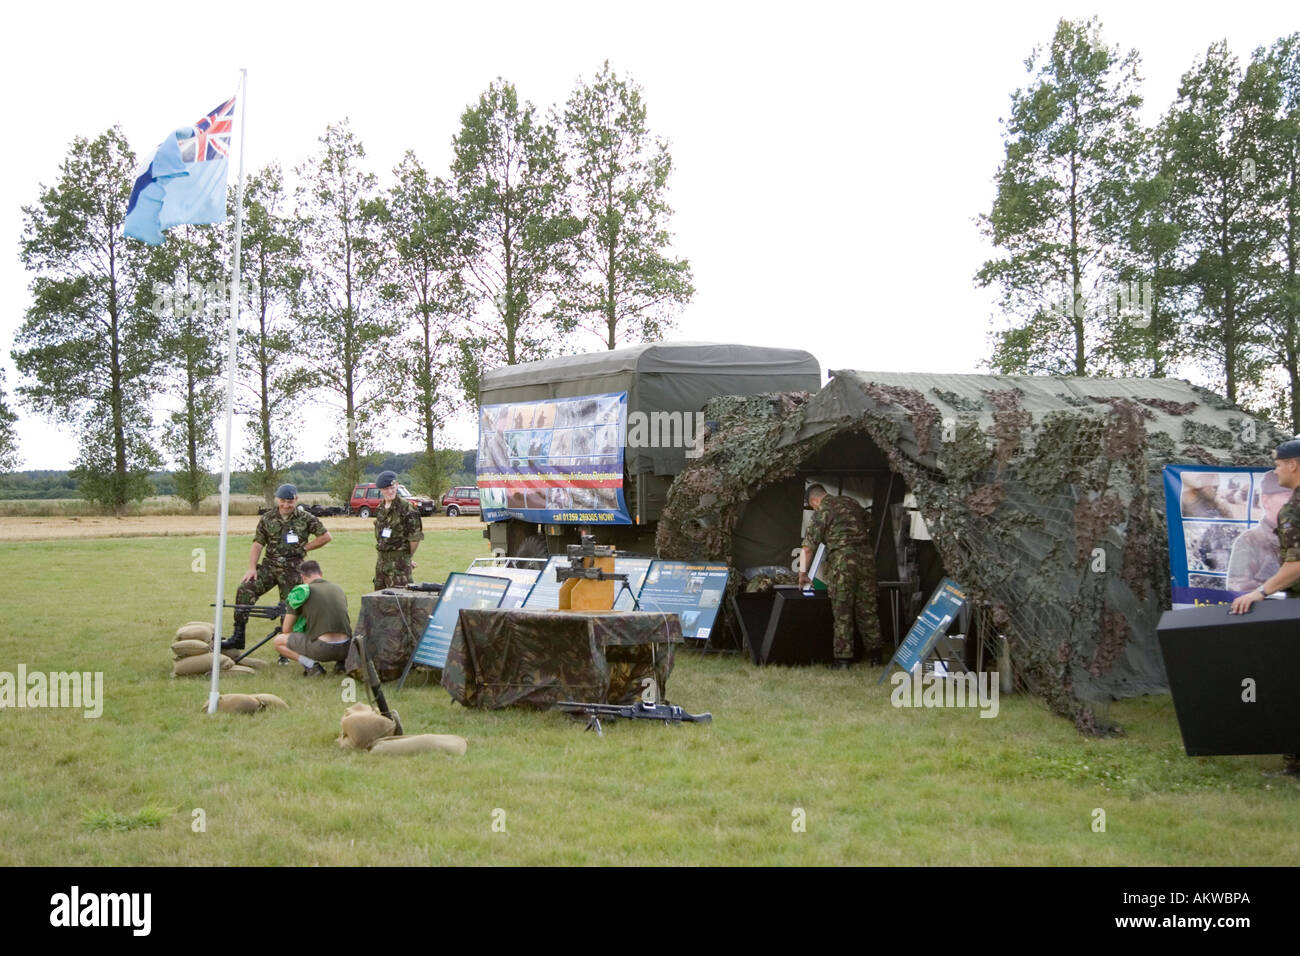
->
[1230, 440, 1300, 776]
[223, 483, 332, 651]
[273, 560, 352, 676]
[372, 470, 423, 590]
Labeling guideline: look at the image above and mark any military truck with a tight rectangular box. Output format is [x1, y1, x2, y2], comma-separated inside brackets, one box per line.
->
[477, 341, 821, 556]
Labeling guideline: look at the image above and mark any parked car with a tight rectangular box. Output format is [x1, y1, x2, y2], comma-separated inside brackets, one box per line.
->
[349, 483, 438, 518]
[440, 486, 481, 517]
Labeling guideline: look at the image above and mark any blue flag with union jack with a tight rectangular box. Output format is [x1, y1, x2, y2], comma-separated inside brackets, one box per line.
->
[124, 96, 235, 245]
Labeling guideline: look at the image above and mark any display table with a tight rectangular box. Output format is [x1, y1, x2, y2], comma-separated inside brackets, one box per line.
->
[441, 609, 684, 709]
[345, 589, 439, 681]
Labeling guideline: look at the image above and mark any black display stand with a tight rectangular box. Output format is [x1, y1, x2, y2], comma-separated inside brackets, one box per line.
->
[732, 587, 836, 665]
[1157, 598, 1300, 756]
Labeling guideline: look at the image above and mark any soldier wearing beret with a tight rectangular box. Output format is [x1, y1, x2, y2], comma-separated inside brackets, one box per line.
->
[798, 483, 882, 668]
[1230, 440, 1300, 777]
[372, 470, 424, 590]
[223, 484, 332, 651]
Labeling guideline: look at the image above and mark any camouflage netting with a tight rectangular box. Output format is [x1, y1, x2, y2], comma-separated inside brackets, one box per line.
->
[657, 370, 1293, 735]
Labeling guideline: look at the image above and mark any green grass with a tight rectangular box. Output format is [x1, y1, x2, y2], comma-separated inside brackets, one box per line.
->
[1, 526, 1297, 865]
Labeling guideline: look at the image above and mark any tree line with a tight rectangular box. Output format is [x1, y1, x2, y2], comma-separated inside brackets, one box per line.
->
[0, 450, 478, 500]
[4, 62, 694, 513]
[979, 19, 1300, 433]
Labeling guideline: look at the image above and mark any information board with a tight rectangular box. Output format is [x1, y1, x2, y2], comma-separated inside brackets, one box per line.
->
[880, 578, 966, 681]
[467, 562, 543, 608]
[634, 560, 729, 640]
[410, 573, 511, 669]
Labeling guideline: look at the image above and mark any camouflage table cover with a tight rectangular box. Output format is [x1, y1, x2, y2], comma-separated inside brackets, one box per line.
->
[344, 590, 439, 682]
[441, 609, 684, 709]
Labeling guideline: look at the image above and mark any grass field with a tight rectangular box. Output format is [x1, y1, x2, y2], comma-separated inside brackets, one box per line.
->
[1, 521, 1297, 865]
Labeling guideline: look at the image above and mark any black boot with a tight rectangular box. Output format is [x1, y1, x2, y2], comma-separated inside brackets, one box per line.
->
[220, 619, 246, 651]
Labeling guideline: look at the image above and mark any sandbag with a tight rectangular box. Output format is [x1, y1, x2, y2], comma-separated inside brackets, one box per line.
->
[226, 665, 256, 676]
[253, 693, 288, 710]
[175, 623, 215, 642]
[370, 734, 468, 756]
[241, 658, 268, 671]
[208, 694, 262, 714]
[171, 639, 212, 659]
[338, 705, 395, 750]
[173, 653, 234, 677]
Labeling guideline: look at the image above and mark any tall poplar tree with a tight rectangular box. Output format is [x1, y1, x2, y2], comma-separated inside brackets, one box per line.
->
[0, 371, 20, 473]
[977, 17, 1145, 375]
[1161, 41, 1275, 406]
[13, 128, 161, 514]
[237, 164, 308, 504]
[451, 80, 579, 400]
[294, 121, 385, 501]
[560, 62, 694, 349]
[369, 151, 466, 496]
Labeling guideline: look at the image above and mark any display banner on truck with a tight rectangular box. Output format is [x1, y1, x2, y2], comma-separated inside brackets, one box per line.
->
[477, 392, 631, 525]
[1162, 464, 1291, 609]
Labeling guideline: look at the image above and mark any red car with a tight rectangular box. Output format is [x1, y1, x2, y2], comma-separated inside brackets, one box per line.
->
[349, 483, 438, 518]
[440, 486, 481, 517]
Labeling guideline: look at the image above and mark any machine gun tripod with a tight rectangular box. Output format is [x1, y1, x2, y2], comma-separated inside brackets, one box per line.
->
[211, 602, 286, 663]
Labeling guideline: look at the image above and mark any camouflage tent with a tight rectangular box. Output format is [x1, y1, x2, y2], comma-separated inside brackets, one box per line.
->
[657, 370, 1292, 734]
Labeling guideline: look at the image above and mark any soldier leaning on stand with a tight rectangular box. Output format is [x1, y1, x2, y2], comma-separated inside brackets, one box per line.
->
[1230, 440, 1300, 777]
[372, 470, 424, 590]
[798, 483, 883, 669]
[222, 483, 332, 651]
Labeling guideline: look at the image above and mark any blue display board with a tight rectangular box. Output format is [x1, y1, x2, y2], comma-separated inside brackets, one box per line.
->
[634, 560, 729, 640]
[410, 573, 511, 669]
[880, 578, 967, 681]
[1162, 465, 1288, 608]
[477, 391, 630, 525]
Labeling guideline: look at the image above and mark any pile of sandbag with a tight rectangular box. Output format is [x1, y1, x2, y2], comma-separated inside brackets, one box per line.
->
[336, 704, 467, 756]
[204, 693, 289, 714]
[171, 621, 266, 677]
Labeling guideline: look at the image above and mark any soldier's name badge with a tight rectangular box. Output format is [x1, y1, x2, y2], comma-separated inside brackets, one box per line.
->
[381, 528, 392, 538]
[285, 533, 299, 544]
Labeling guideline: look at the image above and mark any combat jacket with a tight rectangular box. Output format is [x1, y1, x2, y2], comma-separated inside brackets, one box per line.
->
[374, 495, 424, 552]
[1275, 498, 1300, 596]
[254, 506, 326, 568]
[804, 495, 871, 552]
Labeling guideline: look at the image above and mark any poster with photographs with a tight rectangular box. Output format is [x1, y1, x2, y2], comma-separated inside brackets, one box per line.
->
[477, 391, 630, 525]
[1163, 465, 1292, 608]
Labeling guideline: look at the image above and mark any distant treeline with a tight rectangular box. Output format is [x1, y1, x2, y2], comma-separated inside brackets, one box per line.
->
[0, 450, 478, 501]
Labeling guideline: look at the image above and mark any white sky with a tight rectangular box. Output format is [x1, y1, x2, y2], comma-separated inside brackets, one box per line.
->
[2, 1, 1295, 471]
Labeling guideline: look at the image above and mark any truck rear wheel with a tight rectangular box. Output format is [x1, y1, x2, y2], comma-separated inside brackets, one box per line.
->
[516, 534, 548, 559]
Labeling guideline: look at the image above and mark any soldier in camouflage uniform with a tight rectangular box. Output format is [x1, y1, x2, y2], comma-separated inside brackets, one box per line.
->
[372, 470, 424, 590]
[798, 484, 881, 667]
[222, 484, 332, 650]
[1230, 441, 1300, 775]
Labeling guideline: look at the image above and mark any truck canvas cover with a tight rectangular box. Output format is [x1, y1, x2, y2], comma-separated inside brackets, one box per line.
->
[477, 342, 820, 525]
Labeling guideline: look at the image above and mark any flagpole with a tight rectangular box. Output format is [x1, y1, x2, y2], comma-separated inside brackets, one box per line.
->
[209, 68, 249, 715]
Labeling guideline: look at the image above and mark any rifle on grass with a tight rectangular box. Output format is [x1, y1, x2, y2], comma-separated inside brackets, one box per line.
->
[356, 634, 403, 736]
[211, 602, 286, 663]
[556, 700, 712, 736]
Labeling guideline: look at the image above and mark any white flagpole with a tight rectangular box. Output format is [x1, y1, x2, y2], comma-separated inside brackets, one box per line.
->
[209, 68, 249, 715]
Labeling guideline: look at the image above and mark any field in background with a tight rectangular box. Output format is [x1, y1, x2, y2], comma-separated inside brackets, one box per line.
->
[1, 522, 1297, 865]
[0, 493, 338, 518]
[0, 513, 482, 541]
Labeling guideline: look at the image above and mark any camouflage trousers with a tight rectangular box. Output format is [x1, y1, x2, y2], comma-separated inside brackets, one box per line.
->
[824, 554, 881, 660]
[374, 550, 413, 591]
[234, 562, 301, 624]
